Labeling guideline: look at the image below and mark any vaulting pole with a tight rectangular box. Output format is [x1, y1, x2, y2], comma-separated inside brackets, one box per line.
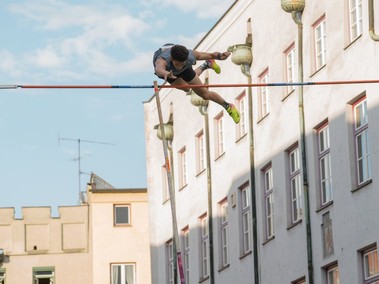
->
[154, 81, 185, 284]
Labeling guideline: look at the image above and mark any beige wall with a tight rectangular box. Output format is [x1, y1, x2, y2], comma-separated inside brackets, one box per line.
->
[0, 178, 151, 284]
[89, 189, 151, 284]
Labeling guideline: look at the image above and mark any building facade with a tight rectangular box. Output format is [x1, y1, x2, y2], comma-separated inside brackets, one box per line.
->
[144, 0, 379, 283]
[0, 173, 151, 284]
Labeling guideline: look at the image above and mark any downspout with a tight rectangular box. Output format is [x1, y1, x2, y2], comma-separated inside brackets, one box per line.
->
[244, 19, 259, 284]
[292, 11, 314, 284]
[369, 0, 379, 41]
[199, 77, 215, 284]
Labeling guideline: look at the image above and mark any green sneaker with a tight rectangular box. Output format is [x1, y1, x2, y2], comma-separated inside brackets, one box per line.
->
[206, 59, 221, 74]
[226, 104, 240, 124]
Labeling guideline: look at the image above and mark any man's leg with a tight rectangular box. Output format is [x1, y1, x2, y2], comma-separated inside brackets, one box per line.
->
[188, 75, 240, 124]
[195, 60, 221, 76]
[170, 78, 191, 92]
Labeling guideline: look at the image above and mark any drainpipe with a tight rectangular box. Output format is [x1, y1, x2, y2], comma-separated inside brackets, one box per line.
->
[229, 18, 259, 283]
[369, 0, 379, 41]
[199, 102, 215, 284]
[292, 10, 314, 284]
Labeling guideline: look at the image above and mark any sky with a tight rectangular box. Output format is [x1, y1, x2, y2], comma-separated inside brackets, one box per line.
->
[0, 0, 235, 216]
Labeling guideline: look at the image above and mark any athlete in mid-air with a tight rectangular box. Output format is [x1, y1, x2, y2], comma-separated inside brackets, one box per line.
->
[153, 44, 240, 124]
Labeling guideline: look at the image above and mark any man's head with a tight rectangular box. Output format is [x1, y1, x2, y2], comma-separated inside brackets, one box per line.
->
[170, 45, 189, 62]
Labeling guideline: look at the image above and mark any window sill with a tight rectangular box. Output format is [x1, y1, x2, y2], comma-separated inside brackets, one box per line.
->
[343, 34, 362, 50]
[281, 89, 295, 102]
[262, 236, 275, 246]
[236, 132, 248, 144]
[218, 263, 230, 273]
[286, 219, 302, 230]
[178, 184, 188, 191]
[214, 152, 225, 162]
[310, 64, 326, 78]
[198, 275, 209, 283]
[195, 168, 206, 178]
[257, 113, 269, 124]
[351, 178, 372, 193]
[239, 249, 252, 260]
[316, 200, 333, 213]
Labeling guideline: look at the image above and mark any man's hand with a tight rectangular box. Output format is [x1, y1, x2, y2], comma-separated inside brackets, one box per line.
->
[164, 71, 176, 81]
[215, 51, 231, 60]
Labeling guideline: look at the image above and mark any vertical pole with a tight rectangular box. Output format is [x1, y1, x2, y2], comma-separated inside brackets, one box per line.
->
[78, 139, 81, 204]
[154, 81, 185, 284]
[200, 104, 214, 284]
[293, 11, 314, 284]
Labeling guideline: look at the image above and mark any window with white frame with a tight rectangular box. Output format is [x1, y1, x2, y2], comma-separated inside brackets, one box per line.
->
[289, 146, 302, 223]
[258, 69, 270, 118]
[166, 240, 174, 284]
[114, 204, 130, 226]
[317, 122, 333, 206]
[33, 267, 55, 284]
[284, 43, 296, 95]
[362, 246, 379, 283]
[240, 184, 252, 255]
[263, 166, 274, 240]
[0, 269, 5, 284]
[236, 91, 248, 139]
[214, 113, 225, 158]
[178, 147, 187, 188]
[219, 199, 229, 268]
[195, 130, 205, 174]
[181, 227, 190, 284]
[326, 264, 340, 284]
[349, 0, 363, 41]
[162, 164, 170, 202]
[111, 263, 136, 284]
[199, 214, 209, 280]
[353, 97, 372, 186]
[313, 16, 326, 71]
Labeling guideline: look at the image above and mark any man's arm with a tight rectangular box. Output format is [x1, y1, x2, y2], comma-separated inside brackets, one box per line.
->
[193, 50, 231, 61]
[155, 58, 176, 81]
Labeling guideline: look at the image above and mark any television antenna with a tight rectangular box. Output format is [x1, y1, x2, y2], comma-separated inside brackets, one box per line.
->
[58, 134, 115, 204]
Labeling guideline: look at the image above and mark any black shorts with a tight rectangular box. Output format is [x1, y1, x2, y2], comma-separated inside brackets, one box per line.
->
[167, 67, 196, 83]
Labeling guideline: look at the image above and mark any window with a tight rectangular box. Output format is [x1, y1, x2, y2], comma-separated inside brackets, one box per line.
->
[181, 228, 190, 284]
[236, 91, 248, 139]
[353, 97, 372, 185]
[195, 131, 206, 174]
[199, 214, 209, 280]
[317, 123, 333, 206]
[178, 147, 187, 188]
[240, 184, 252, 255]
[166, 240, 174, 284]
[258, 69, 270, 118]
[326, 264, 340, 284]
[0, 269, 5, 284]
[313, 16, 326, 71]
[263, 166, 274, 240]
[362, 247, 379, 283]
[349, 0, 363, 41]
[284, 43, 296, 95]
[114, 205, 130, 225]
[33, 267, 55, 284]
[111, 264, 135, 284]
[162, 165, 170, 202]
[219, 199, 229, 268]
[289, 146, 302, 223]
[214, 114, 225, 158]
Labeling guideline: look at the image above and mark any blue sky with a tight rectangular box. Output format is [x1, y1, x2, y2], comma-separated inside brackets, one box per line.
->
[0, 0, 235, 216]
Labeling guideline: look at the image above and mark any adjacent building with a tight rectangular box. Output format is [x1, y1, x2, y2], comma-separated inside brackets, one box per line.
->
[0, 173, 151, 284]
[144, 0, 379, 283]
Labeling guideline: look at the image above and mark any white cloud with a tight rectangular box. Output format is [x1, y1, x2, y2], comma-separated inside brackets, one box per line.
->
[140, 0, 235, 19]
